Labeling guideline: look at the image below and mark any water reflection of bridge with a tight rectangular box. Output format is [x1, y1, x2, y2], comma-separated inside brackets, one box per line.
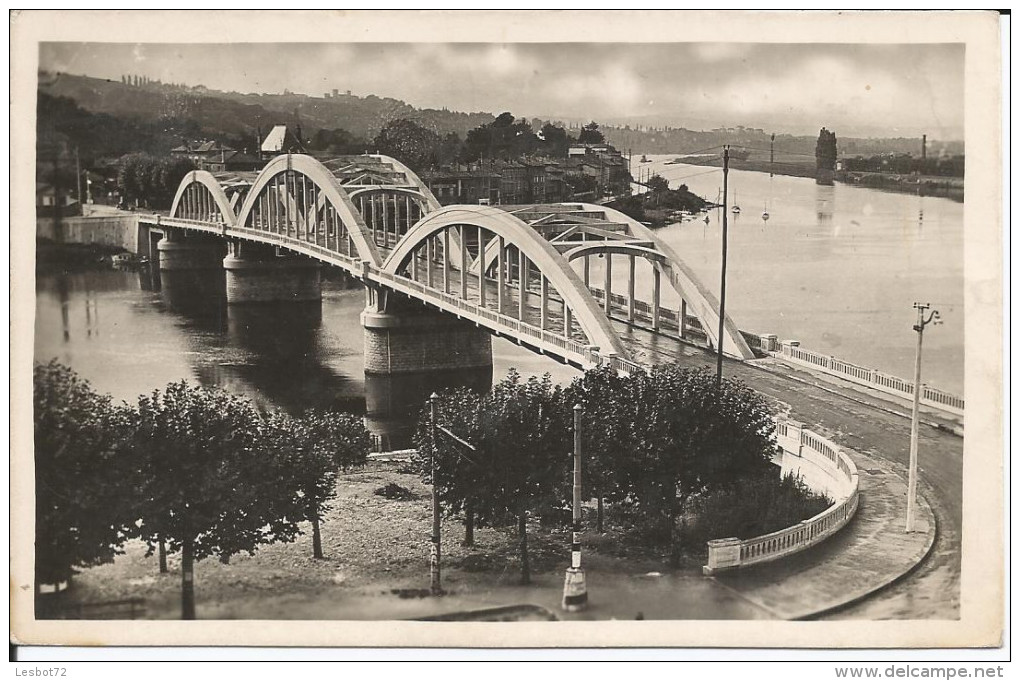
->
[138, 153, 753, 378]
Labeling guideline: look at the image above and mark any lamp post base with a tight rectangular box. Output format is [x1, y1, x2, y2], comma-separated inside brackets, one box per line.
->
[562, 567, 588, 612]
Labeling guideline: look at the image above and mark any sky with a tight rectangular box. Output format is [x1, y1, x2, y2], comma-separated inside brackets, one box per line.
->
[39, 42, 965, 139]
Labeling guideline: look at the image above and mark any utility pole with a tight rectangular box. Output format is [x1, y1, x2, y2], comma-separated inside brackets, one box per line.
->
[715, 146, 730, 388]
[75, 147, 83, 215]
[429, 393, 443, 594]
[562, 403, 588, 611]
[906, 303, 940, 532]
[769, 133, 775, 178]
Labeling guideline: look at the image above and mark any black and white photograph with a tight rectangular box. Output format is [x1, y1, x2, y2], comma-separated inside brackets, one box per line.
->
[9, 10, 1005, 653]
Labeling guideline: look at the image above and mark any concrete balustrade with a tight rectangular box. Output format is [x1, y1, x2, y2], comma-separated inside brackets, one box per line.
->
[703, 420, 860, 575]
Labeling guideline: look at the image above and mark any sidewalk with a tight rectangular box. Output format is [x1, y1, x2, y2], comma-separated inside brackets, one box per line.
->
[706, 448, 936, 620]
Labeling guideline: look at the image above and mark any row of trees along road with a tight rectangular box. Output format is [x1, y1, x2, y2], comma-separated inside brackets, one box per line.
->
[33, 361, 370, 619]
[414, 365, 783, 584]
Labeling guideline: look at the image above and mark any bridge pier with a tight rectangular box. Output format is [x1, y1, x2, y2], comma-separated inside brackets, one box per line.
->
[361, 289, 492, 375]
[156, 228, 227, 271]
[223, 241, 322, 304]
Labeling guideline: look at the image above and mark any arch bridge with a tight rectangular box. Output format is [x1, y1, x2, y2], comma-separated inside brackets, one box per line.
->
[143, 153, 753, 374]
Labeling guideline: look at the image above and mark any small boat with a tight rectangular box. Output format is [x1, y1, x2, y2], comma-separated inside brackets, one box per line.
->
[112, 252, 148, 270]
[703, 215, 710, 225]
[762, 203, 770, 222]
[640, 154, 649, 163]
[731, 190, 741, 215]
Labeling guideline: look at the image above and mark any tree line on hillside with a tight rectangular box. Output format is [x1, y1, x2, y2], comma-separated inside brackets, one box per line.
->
[40, 71, 965, 172]
[414, 366, 830, 584]
[34, 361, 370, 619]
[366, 115, 614, 173]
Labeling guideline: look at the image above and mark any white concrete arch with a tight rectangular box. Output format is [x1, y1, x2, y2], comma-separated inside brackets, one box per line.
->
[236, 154, 383, 266]
[383, 205, 628, 357]
[575, 202, 754, 359]
[345, 185, 433, 206]
[365, 154, 442, 211]
[170, 170, 238, 227]
[562, 242, 667, 264]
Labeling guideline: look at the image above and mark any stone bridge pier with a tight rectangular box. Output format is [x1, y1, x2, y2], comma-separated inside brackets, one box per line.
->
[156, 228, 227, 271]
[223, 241, 322, 304]
[361, 285, 493, 375]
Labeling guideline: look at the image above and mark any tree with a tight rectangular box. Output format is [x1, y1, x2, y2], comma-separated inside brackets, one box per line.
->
[414, 372, 569, 583]
[539, 122, 572, 157]
[34, 362, 136, 592]
[463, 112, 540, 162]
[561, 365, 639, 532]
[273, 410, 370, 558]
[622, 366, 776, 562]
[309, 127, 367, 155]
[129, 381, 305, 619]
[412, 388, 484, 546]
[372, 118, 442, 172]
[116, 153, 194, 209]
[646, 173, 670, 193]
[816, 127, 838, 172]
[578, 121, 606, 145]
[472, 372, 569, 583]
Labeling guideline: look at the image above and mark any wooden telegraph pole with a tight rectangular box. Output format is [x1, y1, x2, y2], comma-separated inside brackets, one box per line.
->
[429, 393, 442, 594]
[716, 146, 730, 388]
[906, 303, 940, 532]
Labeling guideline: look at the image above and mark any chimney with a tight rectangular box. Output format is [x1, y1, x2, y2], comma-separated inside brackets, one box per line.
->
[921, 134, 927, 161]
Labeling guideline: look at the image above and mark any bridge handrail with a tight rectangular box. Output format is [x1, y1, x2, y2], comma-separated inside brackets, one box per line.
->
[586, 282, 962, 417]
[772, 341, 964, 416]
[704, 422, 860, 574]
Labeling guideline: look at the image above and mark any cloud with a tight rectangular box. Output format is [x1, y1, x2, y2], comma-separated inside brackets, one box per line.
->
[38, 42, 964, 137]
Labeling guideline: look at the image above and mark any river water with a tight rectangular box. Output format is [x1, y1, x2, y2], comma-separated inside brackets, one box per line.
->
[634, 156, 963, 394]
[34, 165, 963, 446]
[34, 269, 580, 449]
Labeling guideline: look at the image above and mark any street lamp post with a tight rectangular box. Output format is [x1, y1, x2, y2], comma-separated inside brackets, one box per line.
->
[562, 403, 588, 612]
[906, 303, 941, 532]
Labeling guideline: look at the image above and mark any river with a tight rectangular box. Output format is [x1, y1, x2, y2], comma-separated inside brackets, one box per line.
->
[34, 269, 580, 450]
[632, 156, 963, 394]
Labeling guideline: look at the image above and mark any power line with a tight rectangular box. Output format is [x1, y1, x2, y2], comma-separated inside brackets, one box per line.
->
[664, 167, 724, 182]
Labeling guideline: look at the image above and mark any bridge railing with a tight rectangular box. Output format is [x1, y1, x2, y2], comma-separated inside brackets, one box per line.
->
[771, 341, 964, 416]
[370, 269, 594, 365]
[703, 421, 860, 574]
[587, 283, 962, 417]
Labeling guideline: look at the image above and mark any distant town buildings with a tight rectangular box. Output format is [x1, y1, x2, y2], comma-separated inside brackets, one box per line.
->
[260, 125, 305, 155]
[36, 182, 81, 217]
[422, 144, 629, 206]
[170, 140, 261, 172]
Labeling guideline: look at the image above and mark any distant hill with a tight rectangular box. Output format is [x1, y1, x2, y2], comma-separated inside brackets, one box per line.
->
[38, 71, 495, 147]
[38, 71, 964, 166]
[597, 125, 964, 159]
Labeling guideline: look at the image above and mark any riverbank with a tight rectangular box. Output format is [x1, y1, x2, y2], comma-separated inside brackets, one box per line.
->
[835, 169, 964, 202]
[35, 237, 127, 273]
[666, 154, 963, 202]
[610, 185, 709, 228]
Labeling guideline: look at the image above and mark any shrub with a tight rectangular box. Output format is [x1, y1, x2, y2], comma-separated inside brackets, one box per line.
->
[685, 471, 833, 551]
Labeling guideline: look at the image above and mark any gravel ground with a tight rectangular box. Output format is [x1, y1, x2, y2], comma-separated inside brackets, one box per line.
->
[53, 462, 678, 620]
